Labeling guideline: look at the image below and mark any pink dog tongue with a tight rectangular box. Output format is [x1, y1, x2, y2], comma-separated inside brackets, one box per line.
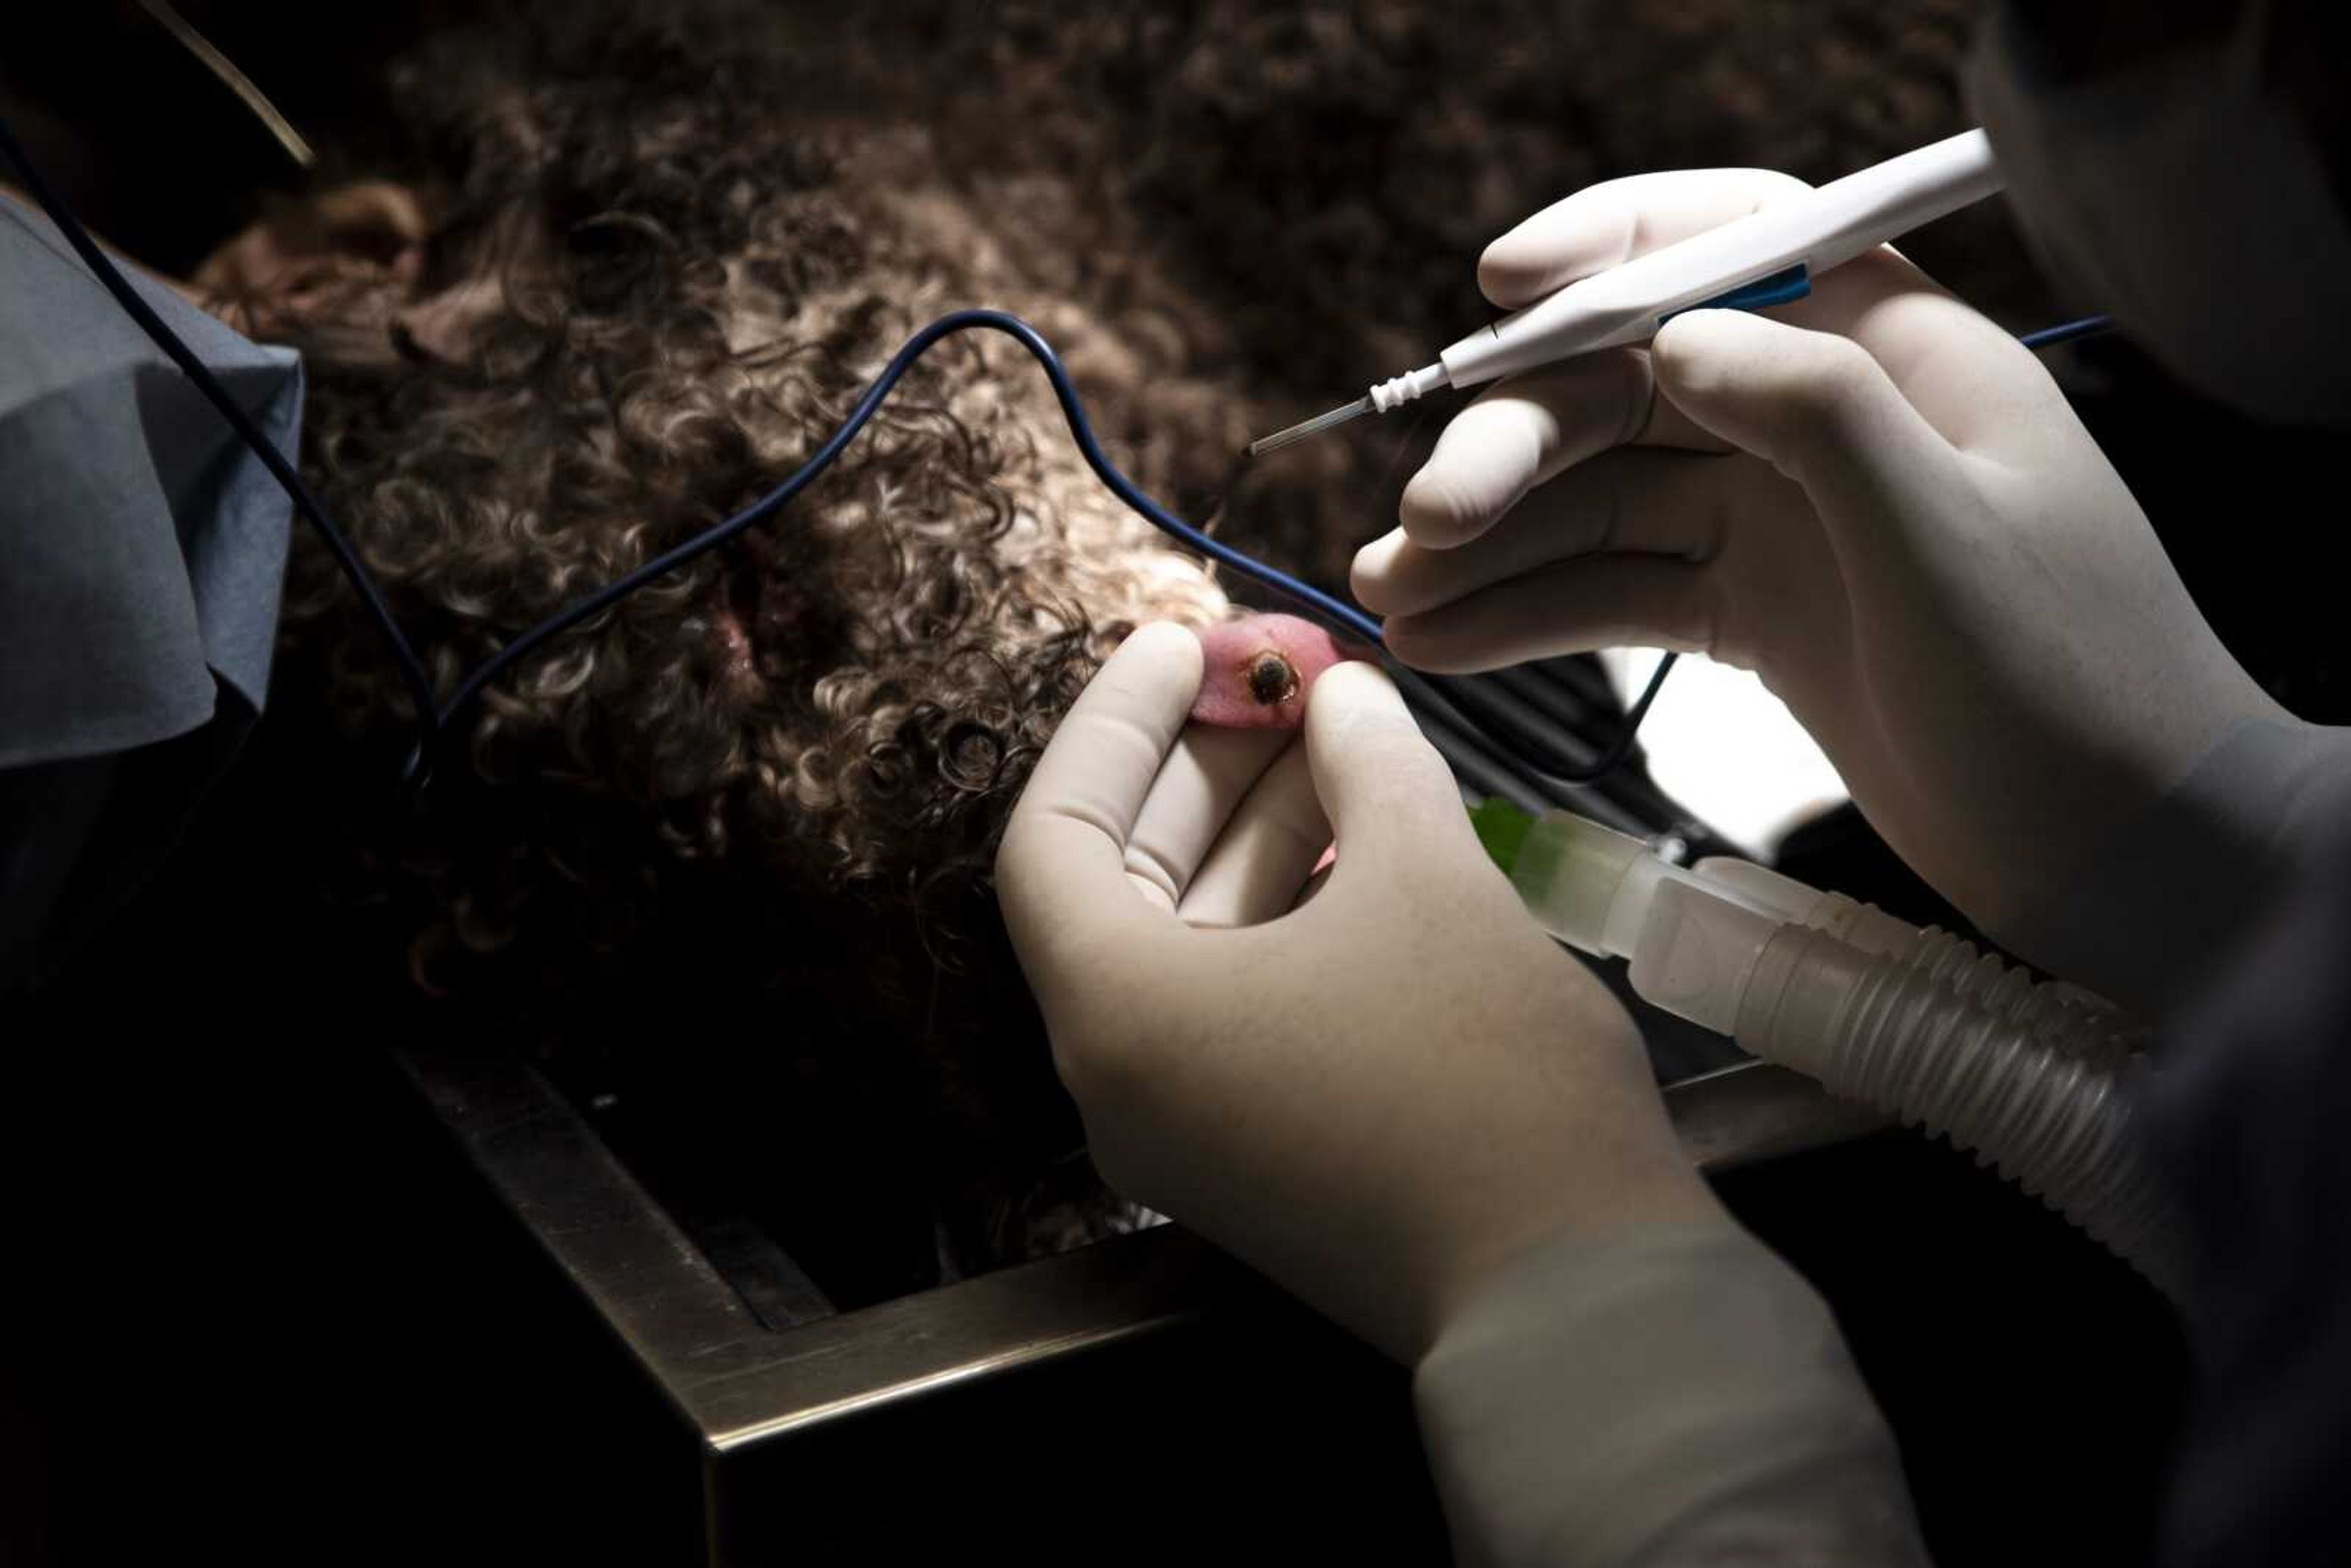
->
[1190, 613, 1368, 729]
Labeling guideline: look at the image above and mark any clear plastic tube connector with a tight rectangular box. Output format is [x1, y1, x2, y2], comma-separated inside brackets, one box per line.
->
[1505, 809, 2173, 1289]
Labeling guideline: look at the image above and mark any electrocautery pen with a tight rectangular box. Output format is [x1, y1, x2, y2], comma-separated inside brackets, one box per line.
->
[1248, 129, 2004, 456]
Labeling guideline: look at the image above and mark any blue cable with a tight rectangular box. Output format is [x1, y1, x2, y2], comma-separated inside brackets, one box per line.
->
[1, 108, 2117, 798]
[433, 309, 1385, 743]
[2019, 313, 2115, 350]
[413, 303, 2120, 786]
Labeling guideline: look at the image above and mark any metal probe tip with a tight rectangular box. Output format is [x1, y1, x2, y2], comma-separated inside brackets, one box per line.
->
[1248, 396, 1371, 458]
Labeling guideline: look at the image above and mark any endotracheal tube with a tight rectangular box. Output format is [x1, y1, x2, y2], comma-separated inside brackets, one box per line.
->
[1486, 805, 2175, 1292]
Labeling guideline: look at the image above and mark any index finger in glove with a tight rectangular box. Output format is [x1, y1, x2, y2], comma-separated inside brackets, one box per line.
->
[1396, 352, 1727, 549]
[1121, 724, 1295, 915]
[997, 623, 1201, 964]
[1477, 168, 1817, 307]
[1485, 168, 2058, 460]
[1404, 170, 1817, 550]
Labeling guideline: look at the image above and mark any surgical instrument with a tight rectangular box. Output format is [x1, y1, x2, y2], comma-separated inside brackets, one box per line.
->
[1251, 129, 2006, 456]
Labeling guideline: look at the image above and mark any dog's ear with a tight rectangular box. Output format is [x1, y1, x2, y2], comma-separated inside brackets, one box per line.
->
[192, 181, 427, 297]
[186, 181, 430, 355]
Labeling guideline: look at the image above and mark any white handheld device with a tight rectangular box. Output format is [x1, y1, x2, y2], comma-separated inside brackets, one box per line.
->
[1250, 129, 2005, 455]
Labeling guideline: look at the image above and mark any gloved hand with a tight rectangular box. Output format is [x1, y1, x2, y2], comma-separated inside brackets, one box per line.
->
[995, 623, 1727, 1362]
[1349, 170, 2287, 985]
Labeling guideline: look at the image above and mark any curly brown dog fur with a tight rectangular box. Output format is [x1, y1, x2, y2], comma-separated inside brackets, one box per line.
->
[195, 7, 1249, 1281]
[199, 0, 2017, 1286]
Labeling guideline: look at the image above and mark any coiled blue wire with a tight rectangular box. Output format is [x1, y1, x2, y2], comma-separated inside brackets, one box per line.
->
[1, 108, 2115, 798]
[426, 309, 1696, 788]
[3, 93, 1656, 789]
[432, 308, 1390, 769]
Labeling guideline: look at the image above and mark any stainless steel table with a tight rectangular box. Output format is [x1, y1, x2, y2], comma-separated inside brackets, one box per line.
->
[399, 1047, 1880, 1565]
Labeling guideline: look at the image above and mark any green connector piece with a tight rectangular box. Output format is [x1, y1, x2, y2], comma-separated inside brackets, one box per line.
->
[1468, 796, 1536, 878]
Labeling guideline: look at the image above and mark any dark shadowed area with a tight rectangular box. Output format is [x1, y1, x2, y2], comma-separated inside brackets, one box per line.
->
[7, 1, 2334, 1561]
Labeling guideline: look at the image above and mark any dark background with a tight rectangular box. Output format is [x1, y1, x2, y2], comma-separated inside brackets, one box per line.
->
[7, 2, 2339, 1562]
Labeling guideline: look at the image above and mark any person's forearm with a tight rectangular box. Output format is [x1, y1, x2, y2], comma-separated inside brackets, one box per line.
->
[1414, 1226, 1930, 1567]
[1993, 716, 2351, 1021]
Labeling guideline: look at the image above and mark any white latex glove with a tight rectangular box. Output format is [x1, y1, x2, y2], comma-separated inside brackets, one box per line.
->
[1350, 170, 2297, 996]
[995, 623, 1728, 1363]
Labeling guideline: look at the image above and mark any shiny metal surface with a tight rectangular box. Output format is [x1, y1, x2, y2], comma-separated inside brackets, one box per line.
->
[1247, 394, 1371, 456]
[402, 1049, 1873, 1439]
[399, 1047, 1878, 1563]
